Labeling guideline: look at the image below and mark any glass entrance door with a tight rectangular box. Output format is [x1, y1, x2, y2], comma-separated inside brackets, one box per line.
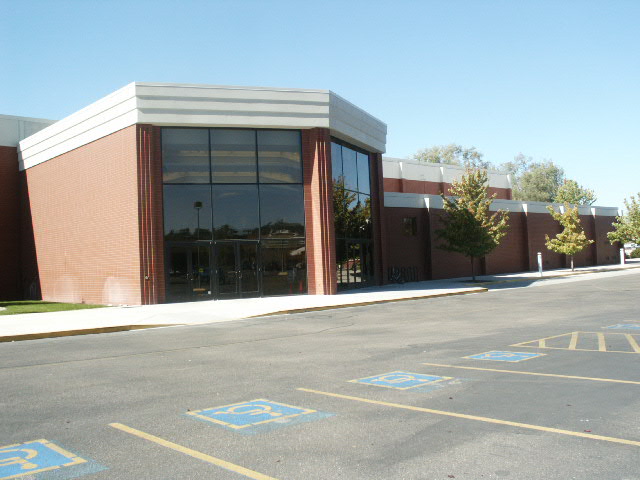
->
[166, 244, 213, 302]
[214, 241, 260, 298]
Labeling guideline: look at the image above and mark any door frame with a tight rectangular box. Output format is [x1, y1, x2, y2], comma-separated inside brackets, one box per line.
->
[213, 240, 261, 299]
[165, 241, 214, 302]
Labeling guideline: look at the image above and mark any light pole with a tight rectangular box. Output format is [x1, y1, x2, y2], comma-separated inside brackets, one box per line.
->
[193, 201, 203, 240]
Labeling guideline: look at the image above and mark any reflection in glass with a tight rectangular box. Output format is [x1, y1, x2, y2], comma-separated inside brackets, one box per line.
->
[259, 185, 305, 238]
[239, 243, 259, 293]
[167, 247, 190, 300]
[212, 185, 259, 239]
[258, 130, 302, 183]
[215, 243, 237, 295]
[163, 185, 213, 240]
[333, 180, 371, 239]
[331, 142, 343, 182]
[211, 129, 257, 183]
[332, 141, 375, 290]
[162, 129, 210, 183]
[261, 238, 307, 296]
[356, 152, 371, 195]
[191, 246, 212, 297]
[342, 146, 358, 192]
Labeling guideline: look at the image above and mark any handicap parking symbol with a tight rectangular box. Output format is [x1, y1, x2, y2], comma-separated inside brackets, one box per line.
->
[604, 324, 640, 330]
[466, 351, 545, 362]
[186, 399, 317, 430]
[0, 439, 87, 479]
[351, 371, 452, 389]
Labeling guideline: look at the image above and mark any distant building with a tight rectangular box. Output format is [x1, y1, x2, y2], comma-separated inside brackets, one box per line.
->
[0, 83, 621, 304]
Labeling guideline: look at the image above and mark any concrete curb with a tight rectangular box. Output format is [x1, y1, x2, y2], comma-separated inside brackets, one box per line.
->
[0, 324, 182, 343]
[469, 264, 640, 287]
[247, 287, 489, 318]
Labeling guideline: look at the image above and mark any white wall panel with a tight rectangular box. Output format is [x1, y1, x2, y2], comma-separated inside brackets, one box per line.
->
[18, 82, 387, 170]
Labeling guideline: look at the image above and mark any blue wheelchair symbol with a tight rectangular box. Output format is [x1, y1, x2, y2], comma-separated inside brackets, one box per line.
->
[352, 371, 451, 389]
[605, 324, 640, 330]
[466, 351, 545, 362]
[0, 439, 86, 479]
[186, 399, 316, 429]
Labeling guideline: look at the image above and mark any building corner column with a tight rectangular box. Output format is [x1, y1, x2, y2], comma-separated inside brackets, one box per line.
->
[370, 152, 388, 285]
[302, 128, 337, 295]
[136, 125, 165, 304]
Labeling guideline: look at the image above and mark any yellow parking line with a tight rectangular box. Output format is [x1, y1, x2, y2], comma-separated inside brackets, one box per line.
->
[568, 332, 579, 350]
[625, 334, 640, 353]
[109, 423, 278, 480]
[298, 388, 640, 448]
[512, 332, 573, 347]
[514, 345, 639, 354]
[597, 333, 607, 352]
[420, 363, 640, 385]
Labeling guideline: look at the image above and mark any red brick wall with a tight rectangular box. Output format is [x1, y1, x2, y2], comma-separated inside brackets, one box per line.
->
[137, 125, 165, 304]
[485, 212, 529, 274]
[383, 178, 512, 200]
[383, 206, 618, 281]
[19, 170, 40, 299]
[24, 126, 143, 305]
[370, 152, 388, 285]
[594, 216, 620, 264]
[572, 215, 597, 267]
[525, 212, 565, 270]
[0, 146, 20, 300]
[384, 207, 428, 281]
[302, 128, 337, 295]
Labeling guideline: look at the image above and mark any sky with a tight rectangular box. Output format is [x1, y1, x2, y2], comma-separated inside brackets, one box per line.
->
[1, 0, 638, 209]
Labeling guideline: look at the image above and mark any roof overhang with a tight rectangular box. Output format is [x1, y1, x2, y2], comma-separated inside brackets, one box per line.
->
[18, 82, 387, 170]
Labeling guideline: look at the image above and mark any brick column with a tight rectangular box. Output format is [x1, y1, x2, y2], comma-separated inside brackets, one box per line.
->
[0, 146, 20, 300]
[302, 128, 337, 295]
[137, 125, 166, 304]
[370, 152, 388, 285]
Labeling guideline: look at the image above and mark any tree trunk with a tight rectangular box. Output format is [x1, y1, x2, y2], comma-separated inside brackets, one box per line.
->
[570, 256, 574, 271]
[470, 256, 476, 282]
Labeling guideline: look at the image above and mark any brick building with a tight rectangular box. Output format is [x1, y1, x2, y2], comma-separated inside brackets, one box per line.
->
[0, 83, 621, 304]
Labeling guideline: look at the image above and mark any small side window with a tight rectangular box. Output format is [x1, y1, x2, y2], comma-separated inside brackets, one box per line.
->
[403, 217, 417, 236]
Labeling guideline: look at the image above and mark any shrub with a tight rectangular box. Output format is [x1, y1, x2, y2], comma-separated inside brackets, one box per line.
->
[630, 249, 640, 259]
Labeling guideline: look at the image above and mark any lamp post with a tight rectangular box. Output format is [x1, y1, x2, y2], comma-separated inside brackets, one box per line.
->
[193, 201, 203, 240]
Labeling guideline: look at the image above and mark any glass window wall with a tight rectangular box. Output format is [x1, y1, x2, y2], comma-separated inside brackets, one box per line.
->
[259, 184, 305, 238]
[163, 185, 213, 241]
[212, 185, 260, 239]
[331, 140, 374, 290]
[162, 129, 210, 183]
[211, 129, 257, 183]
[258, 130, 302, 183]
[162, 127, 307, 297]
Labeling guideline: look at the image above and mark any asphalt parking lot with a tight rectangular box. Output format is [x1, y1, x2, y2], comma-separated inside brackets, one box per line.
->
[0, 272, 639, 479]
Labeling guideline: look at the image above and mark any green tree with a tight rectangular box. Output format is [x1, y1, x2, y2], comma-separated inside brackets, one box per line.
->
[435, 169, 509, 281]
[545, 204, 594, 271]
[500, 154, 565, 202]
[607, 193, 640, 246]
[333, 178, 371, 238]
[412, 144, 492, 169]
[554, 179, 597, 205]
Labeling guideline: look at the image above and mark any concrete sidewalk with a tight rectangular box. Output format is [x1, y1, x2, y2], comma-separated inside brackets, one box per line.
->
[1, 260, 639, 342]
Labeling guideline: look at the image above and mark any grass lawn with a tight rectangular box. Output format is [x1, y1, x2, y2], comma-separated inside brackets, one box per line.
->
[0, 300, 106, 316]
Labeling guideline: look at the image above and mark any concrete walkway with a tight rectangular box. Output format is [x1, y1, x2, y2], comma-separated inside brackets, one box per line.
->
[1, 260, 639, 342]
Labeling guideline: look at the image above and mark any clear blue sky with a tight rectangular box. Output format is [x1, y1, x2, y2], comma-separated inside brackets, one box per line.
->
[1, 0, 638, 209]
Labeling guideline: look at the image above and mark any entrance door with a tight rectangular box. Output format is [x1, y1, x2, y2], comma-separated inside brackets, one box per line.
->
[214, 241, 260, 298]
[166, 244, 213, 302]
